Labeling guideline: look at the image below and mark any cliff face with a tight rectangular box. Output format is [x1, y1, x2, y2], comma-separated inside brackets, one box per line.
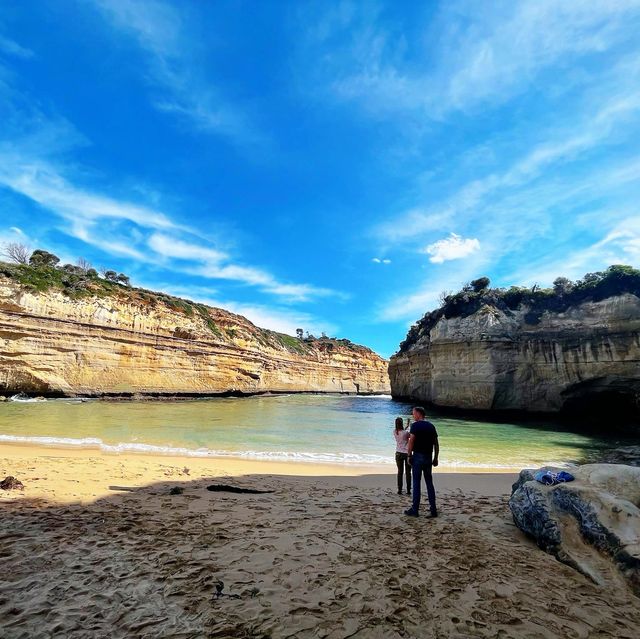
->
[0, 278, 389, 396]
[389, 294, 640, 421]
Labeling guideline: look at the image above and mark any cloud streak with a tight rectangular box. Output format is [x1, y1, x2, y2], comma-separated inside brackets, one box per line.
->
[0, 153, 341, 300]
[91, 0, 265, 148]
[0, 36, 34, 59]
[307, 1, 640, 119]
[375, 84, 640, 245]
[148, 232, 339, 302]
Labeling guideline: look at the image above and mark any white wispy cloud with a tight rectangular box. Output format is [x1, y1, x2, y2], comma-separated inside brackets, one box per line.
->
[0, 47, 335, 305]
[510, 213, 640, 288]
[375, 84, 640, 245]
[0, 157, 178, 231]
[148, 232, 339, 302]
[309, 1, 640, 119]
[423, 233, 480, 264]
[371, 257, 391, 264]
[0, 36, 34, 59]
[148, 233, 228, 264]
[91, 0, 264, 147]
[0, 151, 341, 299]
[69, 221, 148, 261]
[379, 151, 640, 323]
[0, 33, 330, 306]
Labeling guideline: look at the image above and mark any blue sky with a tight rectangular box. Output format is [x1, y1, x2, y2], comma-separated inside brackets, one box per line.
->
[1, 1, 639, 358]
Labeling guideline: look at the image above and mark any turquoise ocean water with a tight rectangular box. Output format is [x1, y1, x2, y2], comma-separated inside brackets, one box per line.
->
[0, 394, 628, 469]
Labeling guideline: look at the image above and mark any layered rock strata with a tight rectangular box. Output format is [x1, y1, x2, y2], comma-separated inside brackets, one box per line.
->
[0, 278, 389, 396]
[509, 464, 640, 596]
[389, 295, 640, 421]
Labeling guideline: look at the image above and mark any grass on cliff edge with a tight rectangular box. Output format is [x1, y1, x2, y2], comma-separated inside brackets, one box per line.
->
[399, 265, 640, 353]
[0, 260, 374, 356]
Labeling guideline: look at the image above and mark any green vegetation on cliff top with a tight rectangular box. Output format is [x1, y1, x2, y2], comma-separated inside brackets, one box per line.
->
[0, 249, 372, 357]
[398, 265, 640, 354]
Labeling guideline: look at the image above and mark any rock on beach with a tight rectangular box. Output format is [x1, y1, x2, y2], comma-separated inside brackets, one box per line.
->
[509, 464, 640, 595]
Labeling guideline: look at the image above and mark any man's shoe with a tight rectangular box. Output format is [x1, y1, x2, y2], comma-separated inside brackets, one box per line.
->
[398, 490, 402, 495]
[404, 508, 419, 517]
[426, 511, 438, 519]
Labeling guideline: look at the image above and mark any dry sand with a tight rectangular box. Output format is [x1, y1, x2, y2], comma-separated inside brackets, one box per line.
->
[1, 444, 639, 639]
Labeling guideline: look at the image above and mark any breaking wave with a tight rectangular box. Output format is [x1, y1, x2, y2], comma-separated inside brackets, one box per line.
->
[0, 434, 554, 468]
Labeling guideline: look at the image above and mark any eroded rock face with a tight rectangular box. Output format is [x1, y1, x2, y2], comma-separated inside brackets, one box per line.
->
[0, 279, 390, 396]
[509, 464, 640, 596]
[389, 295, 640, 423]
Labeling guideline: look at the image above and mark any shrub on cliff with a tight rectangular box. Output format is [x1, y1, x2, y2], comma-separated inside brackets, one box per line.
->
[397, 265, 640, 353]
[29, 250, 60, 268]
[470, 276, 490, 292]
[0, 249, 128, 298]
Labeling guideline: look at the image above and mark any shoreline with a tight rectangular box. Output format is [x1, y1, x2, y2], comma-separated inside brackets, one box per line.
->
[0, 390, 393, 401]
[1, 443, 521, 509]
[0, 442, 524, 480]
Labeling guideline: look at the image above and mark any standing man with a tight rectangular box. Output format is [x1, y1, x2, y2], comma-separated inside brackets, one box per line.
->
[404, 406, 439, 518]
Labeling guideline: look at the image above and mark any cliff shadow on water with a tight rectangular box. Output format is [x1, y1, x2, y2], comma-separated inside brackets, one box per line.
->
[388, 397, 640, 465]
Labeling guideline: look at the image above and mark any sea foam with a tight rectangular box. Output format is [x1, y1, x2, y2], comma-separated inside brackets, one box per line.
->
[0, 434, 394, 465]
[0, 434, 568, 468]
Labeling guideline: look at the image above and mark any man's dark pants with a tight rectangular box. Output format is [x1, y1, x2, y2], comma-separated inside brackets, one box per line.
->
[411, 452, 437, 514]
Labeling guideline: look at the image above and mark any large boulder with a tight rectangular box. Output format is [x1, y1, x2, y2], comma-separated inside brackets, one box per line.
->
[509, 464, 640, 596]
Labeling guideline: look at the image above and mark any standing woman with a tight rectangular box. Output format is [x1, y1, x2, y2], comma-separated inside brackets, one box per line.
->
[394, 417, 411, 495]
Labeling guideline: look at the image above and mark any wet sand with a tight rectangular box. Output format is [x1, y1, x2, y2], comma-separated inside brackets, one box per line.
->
[1, 445, 639, 638]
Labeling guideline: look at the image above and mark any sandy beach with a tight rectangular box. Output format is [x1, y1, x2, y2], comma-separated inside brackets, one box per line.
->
[1, 445, 639, 638]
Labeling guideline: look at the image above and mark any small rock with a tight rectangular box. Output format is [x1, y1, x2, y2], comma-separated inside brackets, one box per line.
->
[0, 396, 7, 402]
[169, 486, 184, 495]
[0, 476, 24, 490]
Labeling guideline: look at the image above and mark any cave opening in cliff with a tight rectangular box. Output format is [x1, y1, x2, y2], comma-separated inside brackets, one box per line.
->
[561, 389, 639, 430]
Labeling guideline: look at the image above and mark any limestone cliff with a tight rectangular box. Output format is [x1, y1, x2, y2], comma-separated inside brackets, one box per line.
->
[389, 294, 640, 423]
[0, 278, 389, 396]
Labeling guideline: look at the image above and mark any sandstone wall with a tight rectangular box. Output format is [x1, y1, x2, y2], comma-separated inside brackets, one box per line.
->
[0, 279, 389, 396]
[389, 294, 640, 416]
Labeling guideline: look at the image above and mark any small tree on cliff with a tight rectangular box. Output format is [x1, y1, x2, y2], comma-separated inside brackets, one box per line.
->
[29, 249, 60, 268]
[470, 276, 490, 293]
[77, 257, 92, 273]
[1, 242, 31, 265]
[553, 277, 573, 295]
[103, 270, 118, 282]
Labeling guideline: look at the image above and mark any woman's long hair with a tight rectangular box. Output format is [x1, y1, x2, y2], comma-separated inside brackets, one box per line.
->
[395, 417, 404, 431]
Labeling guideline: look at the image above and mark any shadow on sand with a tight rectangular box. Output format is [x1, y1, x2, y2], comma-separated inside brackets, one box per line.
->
[1, 470, 640, 639]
